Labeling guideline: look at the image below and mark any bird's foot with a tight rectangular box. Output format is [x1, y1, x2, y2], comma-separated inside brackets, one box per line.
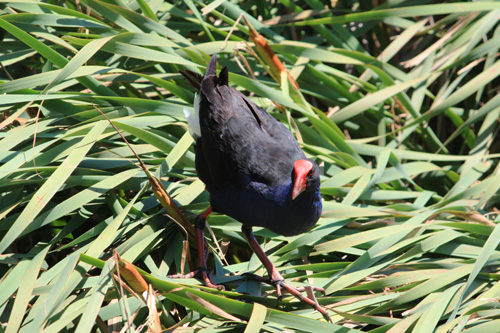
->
[245, 272, 331, 322]
[273, 279, 331, 322]
[167, 267, 225, 291]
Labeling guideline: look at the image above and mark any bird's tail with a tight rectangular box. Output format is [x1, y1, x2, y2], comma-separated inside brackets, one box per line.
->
[205, 54, 228, 86]
[205, 53, 218, 78]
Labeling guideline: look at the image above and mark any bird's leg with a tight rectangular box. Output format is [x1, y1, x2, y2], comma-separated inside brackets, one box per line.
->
[167, 207, 224, 290]
[242, 225, 331, 322]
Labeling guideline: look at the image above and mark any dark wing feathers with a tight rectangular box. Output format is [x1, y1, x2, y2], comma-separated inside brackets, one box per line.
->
[198, 82, 304, 190]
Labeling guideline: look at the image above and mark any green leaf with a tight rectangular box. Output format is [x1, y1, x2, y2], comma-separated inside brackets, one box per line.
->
[0, 121, 108, 253]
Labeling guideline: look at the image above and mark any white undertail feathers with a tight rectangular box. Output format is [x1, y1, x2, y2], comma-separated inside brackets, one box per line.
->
[183, 93, 201, 139]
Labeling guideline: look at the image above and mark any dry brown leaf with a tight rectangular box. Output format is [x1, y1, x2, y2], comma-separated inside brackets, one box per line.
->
[185, 292, 243, 322]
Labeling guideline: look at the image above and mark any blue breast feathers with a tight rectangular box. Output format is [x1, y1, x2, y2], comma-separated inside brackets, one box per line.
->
[210, 178, 321, 236]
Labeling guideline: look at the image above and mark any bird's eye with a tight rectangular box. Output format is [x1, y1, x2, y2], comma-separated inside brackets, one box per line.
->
[307, 170, 314, 177]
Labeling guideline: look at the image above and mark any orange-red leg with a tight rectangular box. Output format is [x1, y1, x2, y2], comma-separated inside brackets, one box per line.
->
[242, 225, 331, 322]
[167, 207, 224, 290]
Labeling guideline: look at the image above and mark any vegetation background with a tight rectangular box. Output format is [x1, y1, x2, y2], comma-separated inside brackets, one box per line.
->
[1, 0, 500, 331]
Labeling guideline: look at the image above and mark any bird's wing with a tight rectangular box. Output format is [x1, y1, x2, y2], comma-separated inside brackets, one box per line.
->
[198, 82, 304, 189]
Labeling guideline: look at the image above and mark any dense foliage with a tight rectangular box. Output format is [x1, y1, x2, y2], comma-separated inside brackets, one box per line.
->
[1, 1, 500, 331]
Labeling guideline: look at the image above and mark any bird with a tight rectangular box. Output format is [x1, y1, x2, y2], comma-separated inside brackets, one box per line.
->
[176, 54, 329, 320]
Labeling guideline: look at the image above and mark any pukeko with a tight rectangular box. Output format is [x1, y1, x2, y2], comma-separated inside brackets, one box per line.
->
[177, 54, 329, 320]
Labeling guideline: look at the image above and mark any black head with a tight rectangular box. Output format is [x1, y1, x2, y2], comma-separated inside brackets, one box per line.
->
[291, 159, 321, 200]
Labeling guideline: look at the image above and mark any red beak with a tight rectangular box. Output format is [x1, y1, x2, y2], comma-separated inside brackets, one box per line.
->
[292, 160, 313, 200]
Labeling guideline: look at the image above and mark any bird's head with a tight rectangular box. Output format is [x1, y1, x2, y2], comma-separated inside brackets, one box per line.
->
[292, 159, 320, 200]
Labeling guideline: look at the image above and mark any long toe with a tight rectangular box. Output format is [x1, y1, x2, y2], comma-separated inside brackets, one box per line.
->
[278, 281, 331, 322]
[167, 268, 225, 291]
[245, 272, 330, 321]
[294, 285, 327, 297]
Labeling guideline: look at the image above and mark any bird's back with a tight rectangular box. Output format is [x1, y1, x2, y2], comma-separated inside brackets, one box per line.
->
[188, 55, 321, 236]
